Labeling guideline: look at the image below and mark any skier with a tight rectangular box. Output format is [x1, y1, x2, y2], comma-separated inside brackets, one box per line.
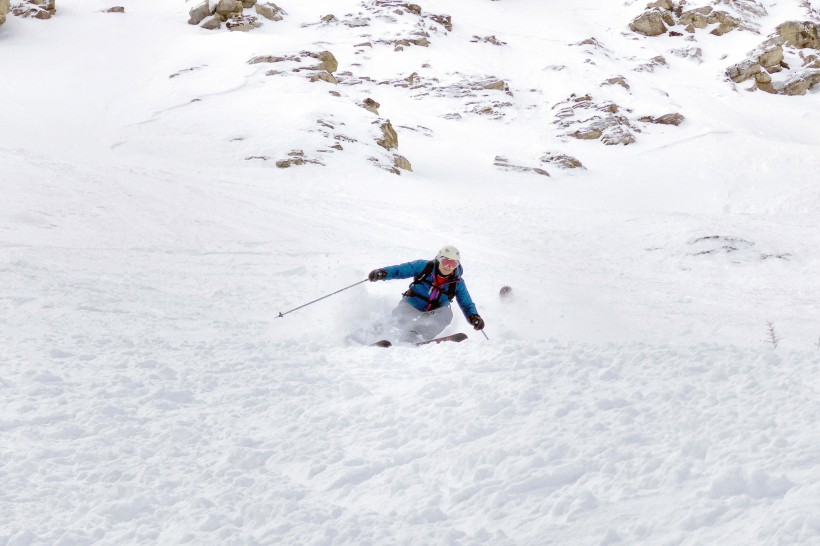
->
[368, 245, 485, 343]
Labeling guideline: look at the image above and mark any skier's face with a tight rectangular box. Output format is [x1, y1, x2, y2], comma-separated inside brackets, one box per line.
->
[438, 258, 458, 275]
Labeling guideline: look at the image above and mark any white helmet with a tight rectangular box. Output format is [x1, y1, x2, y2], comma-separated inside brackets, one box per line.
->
[437, 245, 460, 264]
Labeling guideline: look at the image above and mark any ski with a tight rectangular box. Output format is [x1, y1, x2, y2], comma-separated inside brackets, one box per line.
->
[416, 332, 468, 346]
[369, 333, 467, 348]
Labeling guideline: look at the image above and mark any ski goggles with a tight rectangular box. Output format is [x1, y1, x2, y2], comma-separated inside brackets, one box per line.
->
[438, 257, 459, 269]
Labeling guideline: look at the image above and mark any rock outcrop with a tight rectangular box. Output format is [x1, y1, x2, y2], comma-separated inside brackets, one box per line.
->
[553, 93, 685, 145]
[629, 1, 753, 37]
[255, 2, 285, 21]
[726, 21, 820, 94]
[540, 152, 585, 170]
[0, 0, 10, 26]
[11, 0, 56, 19]
[553, 94, 639, 146]
[188, 0, 282, 30]
[248, 50, 339, 84]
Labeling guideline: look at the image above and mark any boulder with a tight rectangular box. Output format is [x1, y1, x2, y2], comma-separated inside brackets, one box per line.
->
[309, 71, 338, 84]
[726, 58, 761, 82]
[214, 0, 242, 18]
[362, 98, 380, 114]
[638, 113, 685, 125]
[188, 0, 212, 25]
[758, 46, 784, 71]
[708, 12, 741, 36]
[630, 9, 668, 36]
[377, 120, 399, 150]
[678, 9, 710, 29]
[782, 72, 820, 95]
[200, 14, 222, 30]
[305, 50, 338, 73]
[394, 155, 412, 172]
[646, 0, 675, 10]
[776, 21, 819, 49]
[255, 2, 285, 22]
[0, 0, 9, 25]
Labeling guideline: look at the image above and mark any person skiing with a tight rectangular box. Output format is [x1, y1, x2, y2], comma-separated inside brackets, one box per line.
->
[368, 245, 484, 343]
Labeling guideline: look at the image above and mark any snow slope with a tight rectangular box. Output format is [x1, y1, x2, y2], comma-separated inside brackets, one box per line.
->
[1, 0, 820, 544]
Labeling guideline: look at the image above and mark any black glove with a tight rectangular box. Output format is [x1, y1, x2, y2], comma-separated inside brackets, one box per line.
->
[468, 314, 485, 330]
[368, 268, 388, 282]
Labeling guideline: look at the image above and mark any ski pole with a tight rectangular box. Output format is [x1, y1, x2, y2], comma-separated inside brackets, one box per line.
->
[276, 279, 368, 318]
[480, 329, 490, 340]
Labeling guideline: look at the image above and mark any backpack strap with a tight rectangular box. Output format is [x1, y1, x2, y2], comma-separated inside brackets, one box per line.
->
[404, 260, 460, 303]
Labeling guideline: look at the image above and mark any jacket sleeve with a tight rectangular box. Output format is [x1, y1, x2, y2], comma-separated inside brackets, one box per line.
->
[454, 277, 478, 318]
[382, 260, 429, 280]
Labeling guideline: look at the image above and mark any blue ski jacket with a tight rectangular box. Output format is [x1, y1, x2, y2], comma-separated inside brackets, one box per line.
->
[382, 259, 478, 318]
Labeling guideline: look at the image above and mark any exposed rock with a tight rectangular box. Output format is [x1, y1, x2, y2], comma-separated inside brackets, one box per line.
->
[726, 21, 820, 94]
[671, 46, 704, 63]
[631, 2, 750, 38]
[104, 6, 124, 13]
[362, 98, 380, 115]
[636, 55, 668, 72]
[540, 152, 585, 170]
[553, 93, 644, 146]
[726, 58, 761, 82]
[494, 156, 550, 177]
[470, 35, 506, 45]
[428, 14, 451, 31]
[275, 150, 323, 168]
[12, 0, 56, 19]
[188, 0, 211, 25]
[309, 71, 339, 84]
[226, 14, 261, 31]
[758, 46, 784, 71]
[480, 79, 509, 91]
[638, 113, 685, 125]
[214, 0, 243, 18]
[377, 120, 399, 150]
[241, 0, 256, 8]
[248, 54, 297, 64]
[709, 11, 742, 36]
[603, 76, 630, 90]
[306, 50, 338, 73]
[0, 0, 9, 25]
[777, 20, 819, 49]
[394, 155, 413, 172]
[630, 9, 669, 36]
[200, 15, 222, 30]
[255, 2, 285, 22]
[679, 7, 712, 29]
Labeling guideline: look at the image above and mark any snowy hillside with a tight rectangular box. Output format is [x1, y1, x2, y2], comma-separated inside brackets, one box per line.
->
[2, 0, 820, 544]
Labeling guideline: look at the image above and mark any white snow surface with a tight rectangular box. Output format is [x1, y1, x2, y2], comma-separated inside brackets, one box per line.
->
[2, 0, 820, 544]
